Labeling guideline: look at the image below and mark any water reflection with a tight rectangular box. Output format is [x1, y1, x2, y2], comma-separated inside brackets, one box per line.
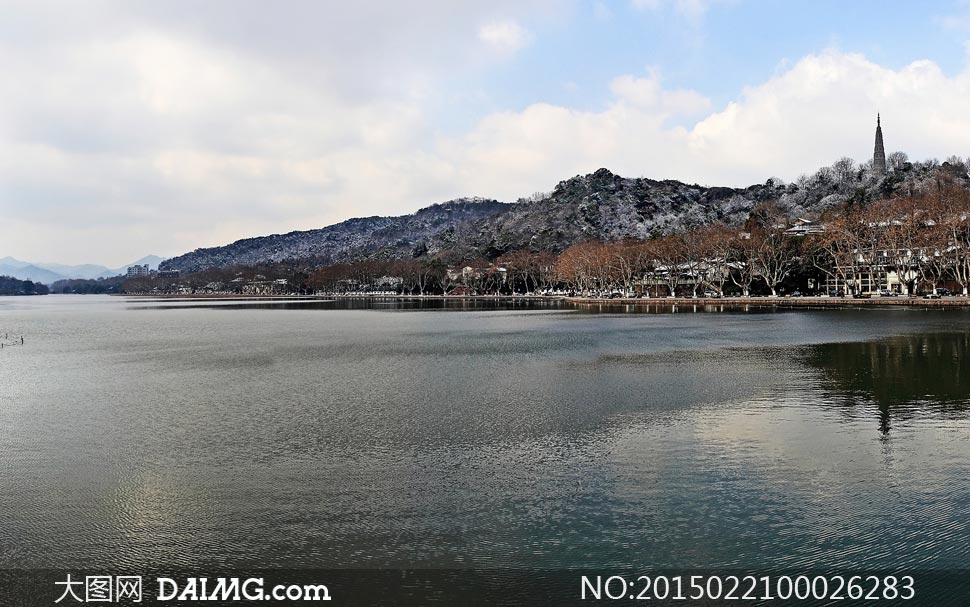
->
[128, 297, 796, 314]
[127, 297, 573, 312]
[806, 332, 970, 434]
[5, 297, 970, 576]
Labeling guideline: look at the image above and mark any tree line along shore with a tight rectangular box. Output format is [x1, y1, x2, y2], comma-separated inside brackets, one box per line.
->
[0, 275, 49, 295]
[121, 291, 970, 307]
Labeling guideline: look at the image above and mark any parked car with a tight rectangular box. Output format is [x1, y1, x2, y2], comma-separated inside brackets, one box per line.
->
[923, 292, 942, 299]
[853, 292, 871, 299]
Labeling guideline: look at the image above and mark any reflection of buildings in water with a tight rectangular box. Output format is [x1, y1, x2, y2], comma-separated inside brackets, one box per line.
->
[805, 332, 970, 435]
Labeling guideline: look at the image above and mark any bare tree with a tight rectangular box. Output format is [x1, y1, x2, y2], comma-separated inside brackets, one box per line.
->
[876, 197, 923, 294]
[650, 235, 685, 297]
[729, 232, 759, 296]
[888, 151, 909, 172]
[832, 157, 857, 192]
[557, 242, 610, 293]
[926, 180, 970, 294]
[695, 224, 734, 295]
[808, 213, 857, 295]
[752, 227, 799, 296]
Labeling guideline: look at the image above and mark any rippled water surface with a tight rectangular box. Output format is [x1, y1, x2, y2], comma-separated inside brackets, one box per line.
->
[1, 296, 969, 571]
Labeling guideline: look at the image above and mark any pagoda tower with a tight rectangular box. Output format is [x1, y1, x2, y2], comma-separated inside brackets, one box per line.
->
[873, 113, 886, 177]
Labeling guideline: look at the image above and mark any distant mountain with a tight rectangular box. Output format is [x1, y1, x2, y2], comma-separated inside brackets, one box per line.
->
[0, 262, 65, 284]
[0, 256, 31, 270]
[161, 198, 511, 273]
[456, 169, 782, 257]
[38, 262, 115, 280]
[0, 255, 166, 284]
[158, 172, 803, 273]
[155, 161, 970, 274]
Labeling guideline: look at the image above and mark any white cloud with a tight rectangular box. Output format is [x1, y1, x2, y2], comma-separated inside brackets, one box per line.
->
[436, 50, 970, 200]
[687, 52, 970, 180]
[631, 0, 717, 19]
[609, 71, 711, 116]
[477, 20, 532, 55]
[1, 1, 560, 264]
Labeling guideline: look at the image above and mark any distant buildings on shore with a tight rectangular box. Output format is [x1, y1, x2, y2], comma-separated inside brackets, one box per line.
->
[126, 264, 179, 278]
[126, 264, 149, 277]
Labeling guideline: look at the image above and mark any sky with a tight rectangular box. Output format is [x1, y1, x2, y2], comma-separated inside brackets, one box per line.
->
[3, 0, 970, 266]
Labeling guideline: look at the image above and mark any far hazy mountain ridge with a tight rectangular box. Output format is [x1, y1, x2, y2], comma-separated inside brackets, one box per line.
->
[0, 255, 166, 284]
[0, 262, 65, 285]
[35, 262, 121, 280]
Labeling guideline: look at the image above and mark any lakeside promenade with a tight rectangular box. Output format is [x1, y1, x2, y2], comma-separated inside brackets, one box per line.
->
[119, 293, 970, 308]
[564, 295, 970, 308]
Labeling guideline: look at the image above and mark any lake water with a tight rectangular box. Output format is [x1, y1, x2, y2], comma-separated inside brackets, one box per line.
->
[2, 296, 969, 601]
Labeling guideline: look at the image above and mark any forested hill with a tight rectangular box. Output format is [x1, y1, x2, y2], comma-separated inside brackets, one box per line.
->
[0, 275, 49, 295]
[160, 158, 970, 273]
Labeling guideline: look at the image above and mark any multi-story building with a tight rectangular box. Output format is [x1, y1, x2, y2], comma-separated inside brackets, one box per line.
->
[126, 264, 149, 277]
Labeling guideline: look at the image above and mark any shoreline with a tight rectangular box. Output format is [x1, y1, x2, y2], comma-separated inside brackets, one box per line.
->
[114, 293, 970, 308]
[564, 295, 970, 307]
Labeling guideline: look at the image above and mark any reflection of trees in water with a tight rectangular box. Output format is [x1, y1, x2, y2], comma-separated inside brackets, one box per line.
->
[131, 298, 573, 312]
[806, 332, 970, 434]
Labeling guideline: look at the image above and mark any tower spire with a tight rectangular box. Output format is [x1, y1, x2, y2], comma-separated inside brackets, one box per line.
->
[873, 113, 886, 177]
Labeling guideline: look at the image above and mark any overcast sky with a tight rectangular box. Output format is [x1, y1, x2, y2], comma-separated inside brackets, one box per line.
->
[4, 0, 970, 266]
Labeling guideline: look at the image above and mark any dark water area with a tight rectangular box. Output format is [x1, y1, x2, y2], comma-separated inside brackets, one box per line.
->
[1, 296, 968, 581]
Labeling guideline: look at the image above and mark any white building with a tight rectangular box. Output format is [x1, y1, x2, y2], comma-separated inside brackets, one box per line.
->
[126, 264, 149, 277]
